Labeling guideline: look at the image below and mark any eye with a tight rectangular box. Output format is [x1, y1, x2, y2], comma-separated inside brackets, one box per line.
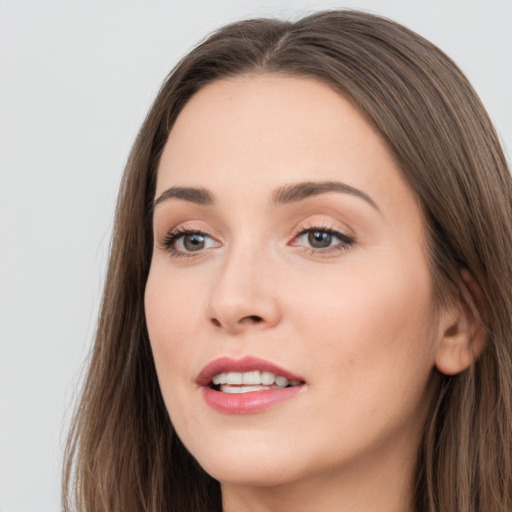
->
[161, 228, 220, 257]
[291, 227, 355, 253]
[304, 230, 335, 249]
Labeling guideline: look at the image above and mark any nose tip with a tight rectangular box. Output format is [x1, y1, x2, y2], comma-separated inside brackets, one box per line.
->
[206, 254, 280, 334]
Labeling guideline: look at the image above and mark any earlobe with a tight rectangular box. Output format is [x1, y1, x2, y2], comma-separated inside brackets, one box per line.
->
[435, 270, 488, 376]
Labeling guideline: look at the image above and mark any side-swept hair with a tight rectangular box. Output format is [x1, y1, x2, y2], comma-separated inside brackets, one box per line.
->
[63, 10, 512, 511]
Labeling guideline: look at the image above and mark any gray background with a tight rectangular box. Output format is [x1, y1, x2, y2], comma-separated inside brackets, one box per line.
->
[1, 1, 511, 510]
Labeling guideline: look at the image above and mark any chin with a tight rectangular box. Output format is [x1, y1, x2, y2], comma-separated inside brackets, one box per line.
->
[203, 460, 300, 488]
[185, 439, 307, 488]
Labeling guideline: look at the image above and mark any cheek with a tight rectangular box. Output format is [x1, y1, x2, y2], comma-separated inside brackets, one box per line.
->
[144, 266, 202, 391]
[290, 253, 437, 383]
[144, 266, 211, 437]
[284, 256, 438, 460]
[145, 260, 206, 340]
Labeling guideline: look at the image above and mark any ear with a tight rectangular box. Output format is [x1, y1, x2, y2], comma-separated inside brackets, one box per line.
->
[435, 269, 488, 375]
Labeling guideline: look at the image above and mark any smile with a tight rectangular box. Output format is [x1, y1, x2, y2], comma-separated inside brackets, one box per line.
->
[212, 370, 301, 393]
[198, 356, 306, 413]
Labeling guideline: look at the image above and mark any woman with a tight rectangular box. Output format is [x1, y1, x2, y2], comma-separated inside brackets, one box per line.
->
[63, 9, 512, 512]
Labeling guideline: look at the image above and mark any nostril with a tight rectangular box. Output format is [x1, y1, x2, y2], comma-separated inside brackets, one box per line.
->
[210, 315, 263, 327]
[246, 315, 263, 323]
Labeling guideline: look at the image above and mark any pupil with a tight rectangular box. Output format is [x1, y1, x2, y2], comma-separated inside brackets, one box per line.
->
[184, 234, 205, 251]
[308, 230, 331, 248]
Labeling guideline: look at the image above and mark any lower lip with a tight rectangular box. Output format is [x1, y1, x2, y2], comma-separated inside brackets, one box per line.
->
[201, 385, 304, 414]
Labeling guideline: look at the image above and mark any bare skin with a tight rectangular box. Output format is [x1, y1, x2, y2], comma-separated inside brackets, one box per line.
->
[145, 74, 480, 512]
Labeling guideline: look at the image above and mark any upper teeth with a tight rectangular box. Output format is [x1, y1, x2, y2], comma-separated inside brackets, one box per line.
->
[212, 371, 298, 388]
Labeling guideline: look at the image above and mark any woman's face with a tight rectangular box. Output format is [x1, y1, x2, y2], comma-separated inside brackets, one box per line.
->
[145, 75, 444, 491]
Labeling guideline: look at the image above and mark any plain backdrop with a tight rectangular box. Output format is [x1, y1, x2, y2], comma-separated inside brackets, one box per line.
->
[1, 1, 511, 510]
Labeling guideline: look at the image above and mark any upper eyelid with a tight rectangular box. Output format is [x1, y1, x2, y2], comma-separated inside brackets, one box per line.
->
[162, 226, 214, 242]
[158, 221, 218, 239]
[158, 217, 354, 239]
[292, 219, 355, 239]
[157, 209, 357, 241]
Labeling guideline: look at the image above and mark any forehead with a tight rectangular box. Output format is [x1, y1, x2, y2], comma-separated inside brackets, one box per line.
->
[156, 74, 420, 223]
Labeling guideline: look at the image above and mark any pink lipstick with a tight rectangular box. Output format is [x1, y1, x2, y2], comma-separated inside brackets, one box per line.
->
[198, 356, 305, 414]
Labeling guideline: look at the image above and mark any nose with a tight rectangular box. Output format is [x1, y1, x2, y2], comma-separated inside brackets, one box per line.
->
[206, 242, 281, 335]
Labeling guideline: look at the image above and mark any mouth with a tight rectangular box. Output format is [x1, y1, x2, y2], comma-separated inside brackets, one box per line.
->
[197, 356, 306, 413]
[211, 370, 302, 394]
[198, 355, 305, 391]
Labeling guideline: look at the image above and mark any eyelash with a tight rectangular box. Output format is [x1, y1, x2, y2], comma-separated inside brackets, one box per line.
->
[290, 223, 355, 255]
[160, 224, 355, 259]
[160, 226, 214, 259]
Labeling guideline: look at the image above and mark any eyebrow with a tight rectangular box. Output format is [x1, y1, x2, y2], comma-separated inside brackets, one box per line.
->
[271, 181, 379, 210]
[154, 186, 214, 207]
[153, 180, 379, 211]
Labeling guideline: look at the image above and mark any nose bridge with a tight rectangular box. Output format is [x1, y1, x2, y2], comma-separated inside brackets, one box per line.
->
[206, 230, 280, 332]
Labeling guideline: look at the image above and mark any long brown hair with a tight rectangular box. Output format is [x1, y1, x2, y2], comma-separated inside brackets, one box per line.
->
[63, 10, 512, 511]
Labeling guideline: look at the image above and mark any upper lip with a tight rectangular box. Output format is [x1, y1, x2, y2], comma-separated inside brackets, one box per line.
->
[197, 356, 305, 386]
